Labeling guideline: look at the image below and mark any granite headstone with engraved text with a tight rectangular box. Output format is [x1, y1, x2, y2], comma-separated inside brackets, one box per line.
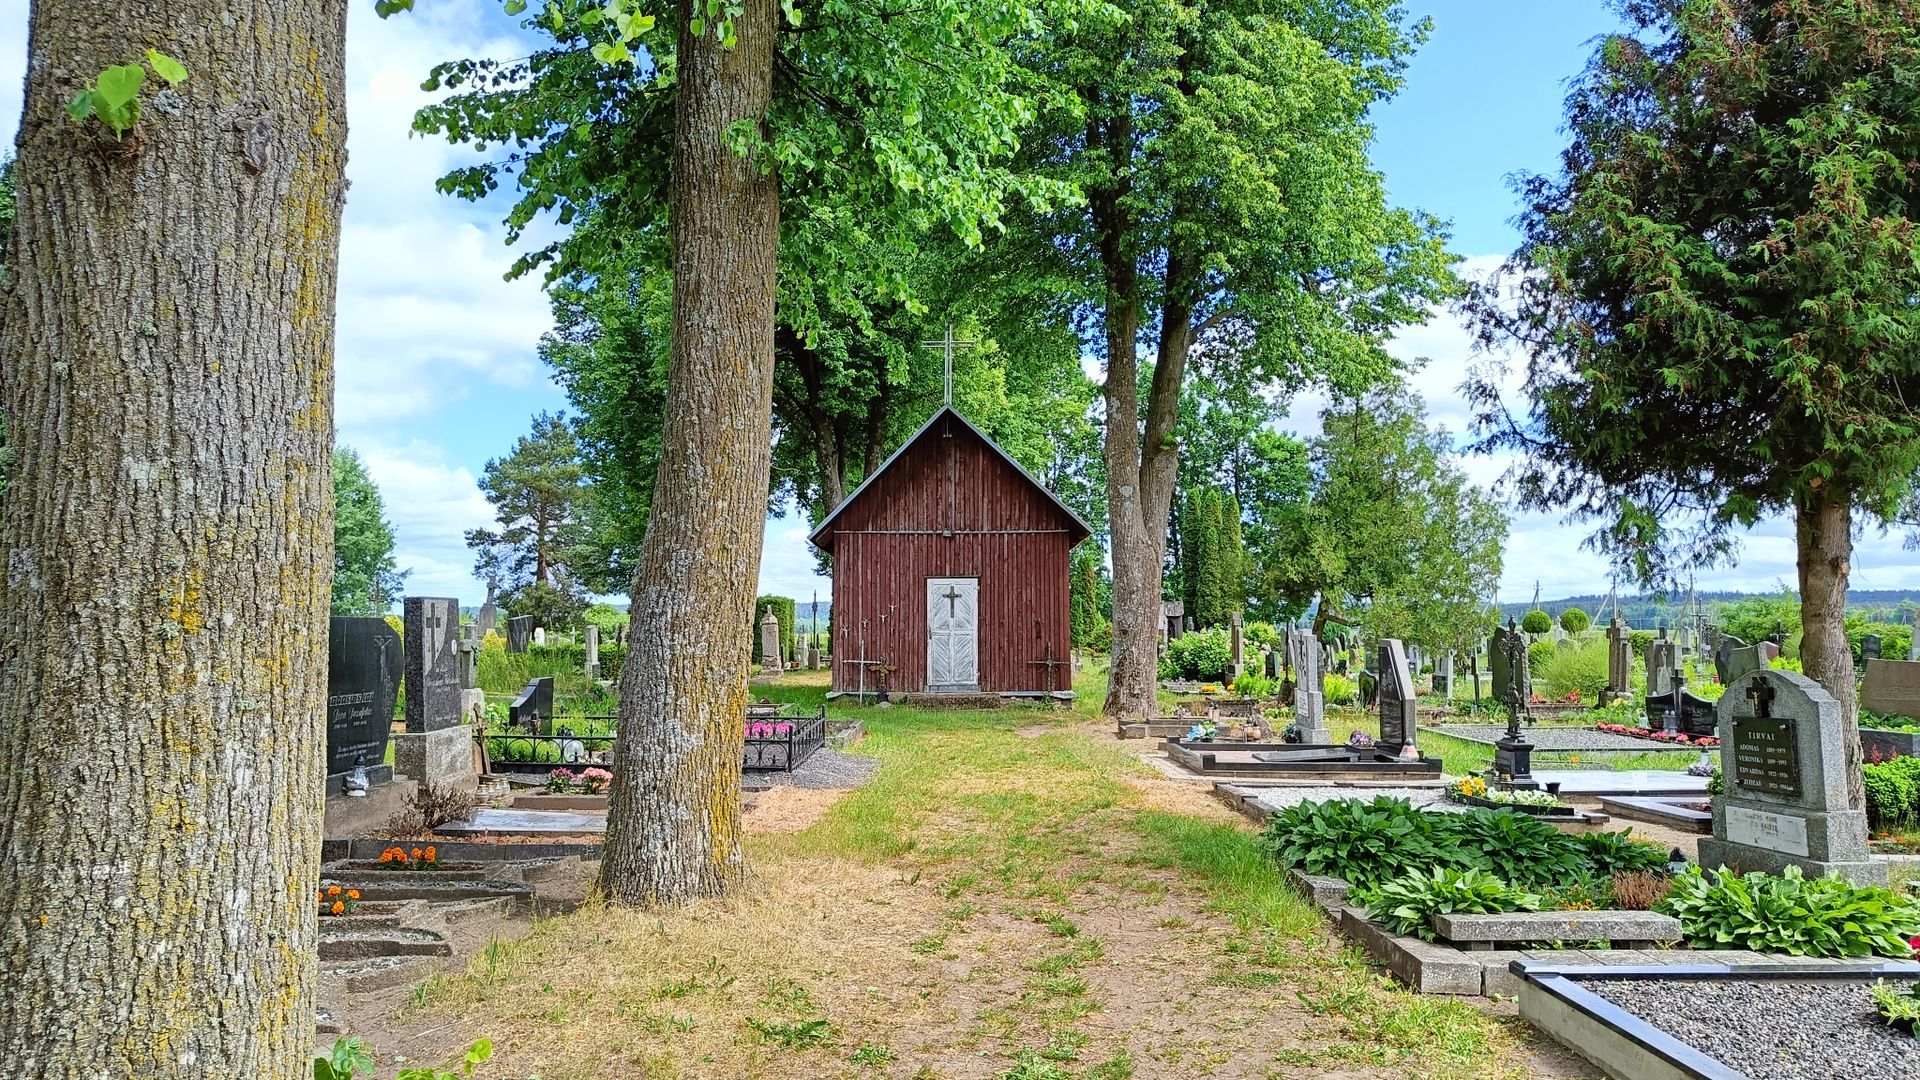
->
[506, 615, 533, 653]
[1376, 639, 1418, 754]
[394, 597, 479, 791]
[326, 617, 402, 788]
[1291, 628, 1329, 744]
[1697, 669, 1883, 885]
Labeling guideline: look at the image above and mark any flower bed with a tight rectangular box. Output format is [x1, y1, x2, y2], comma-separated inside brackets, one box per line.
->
[1445, 776, 1578, 817]
[316, 884, 364, 917]
[1595, 721, 1720, 748]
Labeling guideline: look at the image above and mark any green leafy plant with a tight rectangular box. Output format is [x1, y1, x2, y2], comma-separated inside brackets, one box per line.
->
[313, 1037, 374, 1080]
[1159, 627, 1233, 682]
[1520, 609, 1553, 635]
[1231, 672, 1276, 699]
[1441, 809, 1590, 888]
[1659, 866, 1920, 958]
[1559, 608, 1591, 634]
[396, 1038, 494, 1080]
[1262, 797, 1455, 889]
[66, 50, 187, 139]
[1572, 830, 1671, 877]
[1536, 637, 1609, 700]
[1870, 980, 1920, 1035]
[746, 1017, 834, 1050]
[1321, 672, 1358, 706]
[1358, 866, 1541, 941]
[1864, 755, 1920, 830]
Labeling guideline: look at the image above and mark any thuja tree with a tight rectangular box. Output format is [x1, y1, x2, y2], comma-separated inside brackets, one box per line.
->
[1022, 0, 1457, 719]
[407, 0, 1080, 904]
[1176, 485, 1244, 629]
[1467, 0, 1920, 801]
[0, 2, 344, 1075]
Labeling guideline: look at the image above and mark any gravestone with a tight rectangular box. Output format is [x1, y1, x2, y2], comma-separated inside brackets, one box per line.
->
[1489, 623, 1530, 706]
[1229, 612, 1245, 678]
[1290, 628, 1329, 744]
[585, 625, 601, 680]
[1712, 634, 1750, 685]
[1697, 670, 1884, 885]
[808, 641, 822, 671]
[455, 623, 485, 726]
[1755, 640, 1780, 668]
[1376, 639, 1419, 758]
[475, 601, 498, 640]
[1862, 634, 1883, 663]
[761, 610, 783, 675]
[1646, 638, 1679, 698]
[393, 597, 478, 793]
[1162, 600, 1185, 642]
[326, 617, 402, 794]
[1435, 652, 1453, 697]
[506, 615, 533, 653]
[1606, 617, 1632, 699]
[510, 676, 556, 735]
[1862, 659, 1920, 720]
[533, 627, 546, 647]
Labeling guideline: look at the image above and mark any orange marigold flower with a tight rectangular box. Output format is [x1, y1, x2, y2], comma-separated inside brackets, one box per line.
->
[424, 846, 437, 861]
[330, 901, 345, 915]
[411, 847, 422, 860]
[327, 885, 342, 897]
[347, 889, 360, 900]
[316, 889, 325, 901]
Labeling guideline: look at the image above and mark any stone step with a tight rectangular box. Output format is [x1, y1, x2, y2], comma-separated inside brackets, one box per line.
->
[318, 926, 454, 961]
[1431, 910, 1682, 949]
[433, 895, 517, 926]
[321, 955, 439, 994]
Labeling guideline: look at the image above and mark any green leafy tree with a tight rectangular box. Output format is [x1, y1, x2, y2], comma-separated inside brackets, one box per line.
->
[1717, 590, 1802, 651]
[1560, 608, 1591, 634]
[466, 412, 588, 616]
[1466, 1, 1920, 798]
[1019, 0, 1459, 717]
[331, 448, 407, 616]
[1520, 610, 1552, 636]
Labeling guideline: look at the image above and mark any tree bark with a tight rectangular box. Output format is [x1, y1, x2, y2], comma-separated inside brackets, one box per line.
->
[1796, 483, 1865, 808]
[0, 3, 345, 1076]
[600, 0, 779, 905]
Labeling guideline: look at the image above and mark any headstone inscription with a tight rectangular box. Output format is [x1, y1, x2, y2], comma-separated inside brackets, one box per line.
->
[1291, 628, 1329, 744]
[394, 597, 479, 792]
[760, 609, 783, 675]
[1697, 670, 1883, 884]
[506, 615, 534, 653]
[326, 617, 402, 794]
[1376, 639, 1419, 758]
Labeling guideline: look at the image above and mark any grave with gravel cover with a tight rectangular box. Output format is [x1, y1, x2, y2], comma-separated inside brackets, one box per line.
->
[1595, 977, 1920, 1080]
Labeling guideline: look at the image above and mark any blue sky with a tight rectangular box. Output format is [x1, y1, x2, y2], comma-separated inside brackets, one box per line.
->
[2, 1, 1916, 606]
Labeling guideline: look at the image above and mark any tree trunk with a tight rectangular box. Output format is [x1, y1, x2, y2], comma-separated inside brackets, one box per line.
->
[0, 4, 345, 1076]
[1796, 483, 1864, 808]
[600, 0, 779, 905]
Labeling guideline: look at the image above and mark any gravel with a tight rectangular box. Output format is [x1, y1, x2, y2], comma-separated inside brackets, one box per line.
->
[1591, 978, 1920, 1080]
[1243, 785, 1463, 815]
[740, 747, 879, 791]
[1431, 723, 1696, 752]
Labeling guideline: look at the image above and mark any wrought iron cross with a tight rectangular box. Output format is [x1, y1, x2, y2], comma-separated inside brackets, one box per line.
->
[942, 585, 963, 617]
[1746, 676, 1775, 718]
[920, 323, 977, 405]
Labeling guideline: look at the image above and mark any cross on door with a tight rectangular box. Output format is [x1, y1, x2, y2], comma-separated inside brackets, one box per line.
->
[942, 585, 964, 618]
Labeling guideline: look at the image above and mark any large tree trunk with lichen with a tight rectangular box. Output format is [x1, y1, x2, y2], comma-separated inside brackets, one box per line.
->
[0, 3, 345, 1076]
[1797, 482, 1865, 808]
[599, 0, 779, 906]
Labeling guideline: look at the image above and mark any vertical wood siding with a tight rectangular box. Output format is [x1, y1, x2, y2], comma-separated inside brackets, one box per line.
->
[823, 414, 1081, 694]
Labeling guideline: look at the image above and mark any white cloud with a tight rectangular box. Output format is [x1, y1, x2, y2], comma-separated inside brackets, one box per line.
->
[351, 439, 499, 601]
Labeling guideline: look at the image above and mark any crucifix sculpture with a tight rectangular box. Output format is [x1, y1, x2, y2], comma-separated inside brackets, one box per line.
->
[1746, 675, 1775, 719]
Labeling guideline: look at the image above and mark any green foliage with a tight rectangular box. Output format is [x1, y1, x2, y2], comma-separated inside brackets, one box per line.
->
[1627, 629, 1654, 658]
[1469, 2, 1920, 594]
[753, 596, 798, 666]
[1869, 980, 1920, 1033]
[1850, 618, 1914, 664]
[65, 50, 186, 139]
[1864, 756, 1920, 830]
[1526, 639, 1558, 678]
[313, 1037, 373, 1080]
[1159, 628, 1233, 683]
[1322, 673, 1358, 706]
[1659, 865, 1920, 958]
[1177, 485, 1244, 629]
[332, 448, 407, 616]
[1441, 809, 1591, 889]
[1559, 608, 1591, 634]
[1231, 673, 1275, 700]
[1718, 591, 1801, 653]
[1244, 621, 1280, 650]
[1358, 867, 1540, 942]
[1536, 637, 1609, 701]
[1572, 830, 1671, 877]
[1263, 380, 1504, 654]
[1261, 797, 1457, 889]
[582, 602, 626, 638]
[1070, 548, 1105, 649]
[1520, 610, 1552, 635]
[468, 412, 589, 617]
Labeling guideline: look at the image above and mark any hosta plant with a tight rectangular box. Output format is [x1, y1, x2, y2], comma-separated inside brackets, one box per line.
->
[1360, 867, 1541, 941]
[1263, 797, 1454, 888]
[1572, 830, 1670, 877]
[1660, 866, 1920, 958]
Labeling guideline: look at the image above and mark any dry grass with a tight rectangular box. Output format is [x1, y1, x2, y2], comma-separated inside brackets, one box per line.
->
[364, 681, 1583, 1079]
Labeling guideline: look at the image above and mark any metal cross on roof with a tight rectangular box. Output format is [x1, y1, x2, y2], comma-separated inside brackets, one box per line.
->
[920, 323, 977, 405]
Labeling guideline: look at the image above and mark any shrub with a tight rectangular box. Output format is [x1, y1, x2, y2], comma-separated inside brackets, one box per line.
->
[1322, 673, 1358, 705]
[1360, 867, 1540, 941]
[382, 783, 477, 835]
[1526, 639, 1558, 677]
[1232, 672, 1276, 699]
[1443, 809, 1590, 887]
[1088, 619, 1113, 653]
[1628, 629, 1654, 657]
[1160, 627, 1233, 682]
[1659, 865, 1920, 958]
[1609, 871, 1673, 911]
[1536, 637, 1609, 701]
[1870, 980, 1920, 1033]
[1865, 755, 1920, 830]
[1573, 830, 1670, 876]
[1262, 797, 1458, 888]
[1244, 621, 1281, 649]
[1520, 609, 1553, 635]
[1560, 608, 1591, 634]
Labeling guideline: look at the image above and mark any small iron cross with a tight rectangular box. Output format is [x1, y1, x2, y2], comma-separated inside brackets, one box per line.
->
[942, 585, 963, 617]
[1746, 676, 1775, 718]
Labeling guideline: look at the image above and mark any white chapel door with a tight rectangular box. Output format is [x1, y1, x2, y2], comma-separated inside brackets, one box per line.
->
[926, 578, 979, 691]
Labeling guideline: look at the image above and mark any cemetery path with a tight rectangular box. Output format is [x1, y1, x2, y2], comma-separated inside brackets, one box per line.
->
[356, 707, 1596, 1080]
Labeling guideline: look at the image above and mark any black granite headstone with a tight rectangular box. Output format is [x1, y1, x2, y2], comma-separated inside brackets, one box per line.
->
[510, 676, 555, 735]
[327, 616, 402, 777]
[506, 615, 534, 653]
[405, 597, 462, 733]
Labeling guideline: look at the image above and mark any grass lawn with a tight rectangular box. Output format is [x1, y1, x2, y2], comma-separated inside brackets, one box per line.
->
[378, 666, 1576, 1079]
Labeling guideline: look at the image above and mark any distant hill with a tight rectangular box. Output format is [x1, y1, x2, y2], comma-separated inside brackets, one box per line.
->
[1501, 589, 1920, 629]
